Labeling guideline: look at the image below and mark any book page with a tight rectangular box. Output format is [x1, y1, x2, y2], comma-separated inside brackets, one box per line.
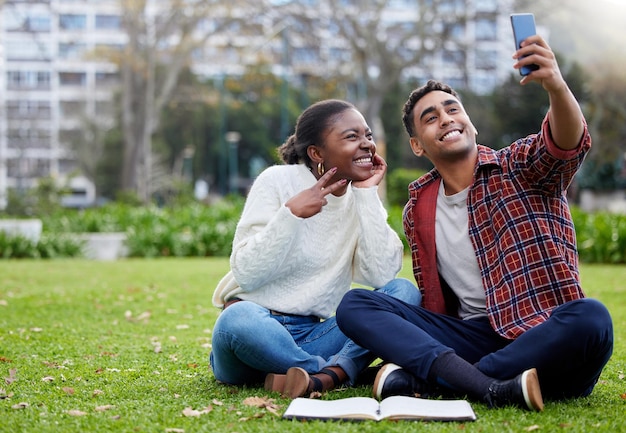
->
[283, 397, 382, 420]
[379, 396, 476, 421]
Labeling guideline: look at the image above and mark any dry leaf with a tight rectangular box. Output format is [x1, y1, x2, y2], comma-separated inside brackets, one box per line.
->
[0, 356, 12, 363]
[239, 413, 266, 422]
[67, 410, 87, 416]
[620, 393, 626, 400]
[0, 300, 8, 306]
[308, 390, 322, 399]
[242, 396, 281, 415]
[12, 402, 29, 409]
[181, 406, 212, 417]
[211, 398, 223, 406]
[5, 368, 17, 385]
[95, 405, 114, 412]
[165, 429, 185, 433]
[41, 376, 55, 382]
[176, 324, 189, 330]
[92, 389, 104, 397]
[136, 311, 151, 321]
[62, 387, 75, 395]
[618, 371, 625, 380]
[524, 425, 540, 431]
[242, 396, 271, 407]
[30, 327, 43, 332]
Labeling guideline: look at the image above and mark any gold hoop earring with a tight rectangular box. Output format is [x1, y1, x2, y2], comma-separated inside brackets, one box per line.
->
[317, 162, 325, 176]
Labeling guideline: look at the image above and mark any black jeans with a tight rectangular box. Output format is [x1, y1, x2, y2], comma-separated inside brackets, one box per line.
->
[336, 290, 613, 400]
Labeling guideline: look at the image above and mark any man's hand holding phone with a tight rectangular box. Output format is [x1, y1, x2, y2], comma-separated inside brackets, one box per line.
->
[510, 13, 539, 76]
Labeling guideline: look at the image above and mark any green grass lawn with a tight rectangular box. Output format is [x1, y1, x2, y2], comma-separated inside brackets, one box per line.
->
[1, 258, 624, 432]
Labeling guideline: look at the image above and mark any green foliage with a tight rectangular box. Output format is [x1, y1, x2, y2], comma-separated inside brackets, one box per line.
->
[386, 168, 427, 207]
[0, 232, 82, 259]
[571, 207, 626, 264]
[0, 258, 624, 432]
[387, 205, 408, 253]
[2, 177, 68, 217]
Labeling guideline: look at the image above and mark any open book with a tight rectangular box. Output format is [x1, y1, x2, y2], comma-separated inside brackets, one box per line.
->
[283, 396, 476, 422]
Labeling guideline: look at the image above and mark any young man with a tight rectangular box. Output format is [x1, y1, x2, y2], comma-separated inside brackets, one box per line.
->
[336, 35, 613, 411]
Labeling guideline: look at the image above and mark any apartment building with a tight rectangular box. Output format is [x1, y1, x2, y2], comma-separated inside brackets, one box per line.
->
[0, 0, 513, 208]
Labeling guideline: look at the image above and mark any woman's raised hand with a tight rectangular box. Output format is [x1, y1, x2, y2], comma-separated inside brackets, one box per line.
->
[285, 167, 347, 218]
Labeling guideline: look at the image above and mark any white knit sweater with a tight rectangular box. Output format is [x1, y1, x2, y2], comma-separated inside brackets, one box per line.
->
[212, 164, 403, 319]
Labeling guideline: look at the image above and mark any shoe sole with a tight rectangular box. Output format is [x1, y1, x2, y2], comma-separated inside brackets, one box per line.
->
[521, 368, 544, 411]
[283, 367, 310, 399]
[264, 373, 286, 393]
[372, 363, 402, 400]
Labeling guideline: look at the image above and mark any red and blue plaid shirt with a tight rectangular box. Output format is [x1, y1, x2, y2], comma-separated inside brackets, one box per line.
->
[403, 115, 591, 339]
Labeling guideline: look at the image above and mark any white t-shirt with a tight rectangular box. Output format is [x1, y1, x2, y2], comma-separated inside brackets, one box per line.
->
[435, 181, 487, 319]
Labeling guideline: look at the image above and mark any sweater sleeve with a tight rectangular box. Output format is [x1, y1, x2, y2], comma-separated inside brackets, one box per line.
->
[229, 169, 303, 291]
[351, 186, 403, 287]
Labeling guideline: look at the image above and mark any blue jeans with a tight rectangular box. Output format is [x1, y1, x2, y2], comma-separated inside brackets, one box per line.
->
[337, 290, 614, 400]
[209, 278, 421, 386]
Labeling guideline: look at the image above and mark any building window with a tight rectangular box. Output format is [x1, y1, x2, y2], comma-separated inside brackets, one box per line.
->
[59, 14, 87, 30]
[60, 100, 87, 117]
[95, 72, 119, 86]
[475, 0, 498, 12]
[6, 71, 51, 89]
[59, 42, 88, 59]
[59, 72, 87, 86]
[475, 18, 497, 41]
[6, 100, 51, 119]
[475, 49, 497, 70]
[442, 49, 465, 67]
[5, 39, 52, 60]
[95, 15, 121, 30]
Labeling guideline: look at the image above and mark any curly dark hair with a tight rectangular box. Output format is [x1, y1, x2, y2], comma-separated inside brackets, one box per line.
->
[402, 80, 459, 137]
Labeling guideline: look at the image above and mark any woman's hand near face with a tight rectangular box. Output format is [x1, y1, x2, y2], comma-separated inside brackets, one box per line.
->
[285, 168, 347, 218]
[352, 153, 387, 189]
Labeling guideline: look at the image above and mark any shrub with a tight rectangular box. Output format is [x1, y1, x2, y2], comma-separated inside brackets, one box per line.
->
[386, 168, 427, 207]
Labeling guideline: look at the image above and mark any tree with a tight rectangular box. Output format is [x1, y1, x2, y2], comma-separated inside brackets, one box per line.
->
[270, 0, 490, 200]
[113, 0, 260, 202]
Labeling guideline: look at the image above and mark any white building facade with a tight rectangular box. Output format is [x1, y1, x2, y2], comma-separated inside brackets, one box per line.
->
[0, 0, 514, 208]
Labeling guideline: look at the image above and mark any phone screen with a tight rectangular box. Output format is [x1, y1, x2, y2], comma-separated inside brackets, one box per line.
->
[510, 13, 539, 76]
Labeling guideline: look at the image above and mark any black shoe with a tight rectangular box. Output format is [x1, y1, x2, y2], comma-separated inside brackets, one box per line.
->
[372, 363, 428, 400]
[485, 368, 544, 411]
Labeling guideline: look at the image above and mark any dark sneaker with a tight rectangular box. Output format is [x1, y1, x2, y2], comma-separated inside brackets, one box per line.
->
[372, 363, 428, 400]
[485, 368, 544, 411]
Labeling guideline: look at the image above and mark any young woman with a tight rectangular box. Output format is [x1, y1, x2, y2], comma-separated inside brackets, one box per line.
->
[210, 99, 420, 398]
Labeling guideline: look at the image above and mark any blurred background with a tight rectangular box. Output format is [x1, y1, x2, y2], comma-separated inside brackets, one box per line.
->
[0, 0, 624, 213]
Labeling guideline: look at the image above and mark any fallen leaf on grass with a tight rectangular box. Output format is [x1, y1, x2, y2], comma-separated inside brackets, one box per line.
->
[0, 389, 14, 399]
[95, 405, 114, 412]
[30, 327, 43, 332]
[211, 399, 223, 406]
[5, 369, 17, 385]
[12, 402, 29, 409]
[165, 429, 185, 433]
[0, 299, 8, 306]
[620, 393, 626, 400]
[0, 356, 12, 363]
[619, 371, 624, 380]
[239, 413, 266, 421]
[67, 410, 87, 416]
[182, 406, 213, 417]
[92, 390, 104, 397]
[62, 387, 75, 395]
[41, 376, 54, 382]
[242, 396, 281, 415]
[524, 425, 540, 431]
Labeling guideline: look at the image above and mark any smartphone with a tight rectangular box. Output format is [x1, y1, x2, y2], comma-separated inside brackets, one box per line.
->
[510, 13, 539, 76]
